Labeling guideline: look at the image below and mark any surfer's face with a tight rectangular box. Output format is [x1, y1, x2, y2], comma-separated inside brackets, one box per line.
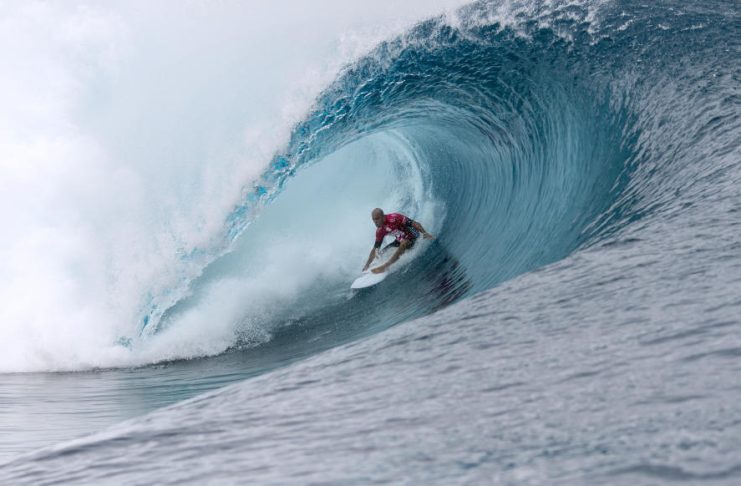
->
[372, 212, 384, 228]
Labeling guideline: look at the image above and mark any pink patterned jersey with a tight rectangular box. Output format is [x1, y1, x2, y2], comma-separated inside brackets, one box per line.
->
[374, 213, 418, 248]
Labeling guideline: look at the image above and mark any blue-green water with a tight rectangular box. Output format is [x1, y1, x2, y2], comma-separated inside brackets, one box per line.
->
[2, 0, 740, 483]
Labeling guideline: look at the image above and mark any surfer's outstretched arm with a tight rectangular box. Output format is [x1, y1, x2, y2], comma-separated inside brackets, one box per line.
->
[362, 248, 378, 271]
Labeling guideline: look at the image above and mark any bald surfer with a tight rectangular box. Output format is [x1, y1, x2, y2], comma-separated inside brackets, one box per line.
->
[363, 208, 435, 274]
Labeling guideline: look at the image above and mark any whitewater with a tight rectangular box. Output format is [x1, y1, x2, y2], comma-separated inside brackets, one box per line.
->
[1, 0, 740, 483]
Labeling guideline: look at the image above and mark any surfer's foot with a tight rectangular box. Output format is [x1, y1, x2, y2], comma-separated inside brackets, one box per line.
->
[371, 265, 386, 274]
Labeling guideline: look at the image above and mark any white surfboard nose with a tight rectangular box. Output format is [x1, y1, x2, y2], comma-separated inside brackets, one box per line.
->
[351, 271, 388, 289]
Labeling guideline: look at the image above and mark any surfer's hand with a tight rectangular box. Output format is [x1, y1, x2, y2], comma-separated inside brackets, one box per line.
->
[423, 232, 435, 240]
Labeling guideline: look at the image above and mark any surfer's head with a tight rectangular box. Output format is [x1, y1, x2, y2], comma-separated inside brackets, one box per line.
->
[371, 208, 384, 228]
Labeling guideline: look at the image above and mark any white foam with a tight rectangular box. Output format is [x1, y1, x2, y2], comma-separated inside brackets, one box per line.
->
[0, 0, 462, 372]
[126, 131, 439, 365]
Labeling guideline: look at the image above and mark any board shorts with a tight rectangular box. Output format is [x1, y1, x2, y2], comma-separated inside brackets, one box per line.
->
[382, 232, 418, 252]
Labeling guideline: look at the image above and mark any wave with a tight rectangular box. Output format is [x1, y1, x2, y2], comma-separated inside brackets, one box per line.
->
[131, 0, 637, 364]
[134, 0, 740, 366]
[3, 0, 738, 372]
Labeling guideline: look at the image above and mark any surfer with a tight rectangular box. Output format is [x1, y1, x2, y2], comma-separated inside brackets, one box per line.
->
[363, 208, 435, 274]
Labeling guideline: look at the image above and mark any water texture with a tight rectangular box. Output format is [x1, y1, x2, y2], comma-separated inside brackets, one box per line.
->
[1, 0, 740, 483]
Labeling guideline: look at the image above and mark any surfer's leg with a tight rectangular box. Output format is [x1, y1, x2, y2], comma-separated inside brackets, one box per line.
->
[372, 239, 411, 273]
[381, 240, 400, 255]
[387, 239, 411, 265]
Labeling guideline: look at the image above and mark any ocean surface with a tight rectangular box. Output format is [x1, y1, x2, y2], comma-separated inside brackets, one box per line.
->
[1, 0, 740, 483]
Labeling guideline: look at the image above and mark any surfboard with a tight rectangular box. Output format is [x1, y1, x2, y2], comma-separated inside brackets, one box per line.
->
[351, 270, 387, 289]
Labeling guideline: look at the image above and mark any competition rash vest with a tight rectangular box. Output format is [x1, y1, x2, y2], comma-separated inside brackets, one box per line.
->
[374, 213, 419, 249]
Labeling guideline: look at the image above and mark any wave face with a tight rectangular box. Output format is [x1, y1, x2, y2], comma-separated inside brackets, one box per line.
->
[132, 0, 638, 363]
[1, 0, 732, 373]
[2, 0, 741, 480]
